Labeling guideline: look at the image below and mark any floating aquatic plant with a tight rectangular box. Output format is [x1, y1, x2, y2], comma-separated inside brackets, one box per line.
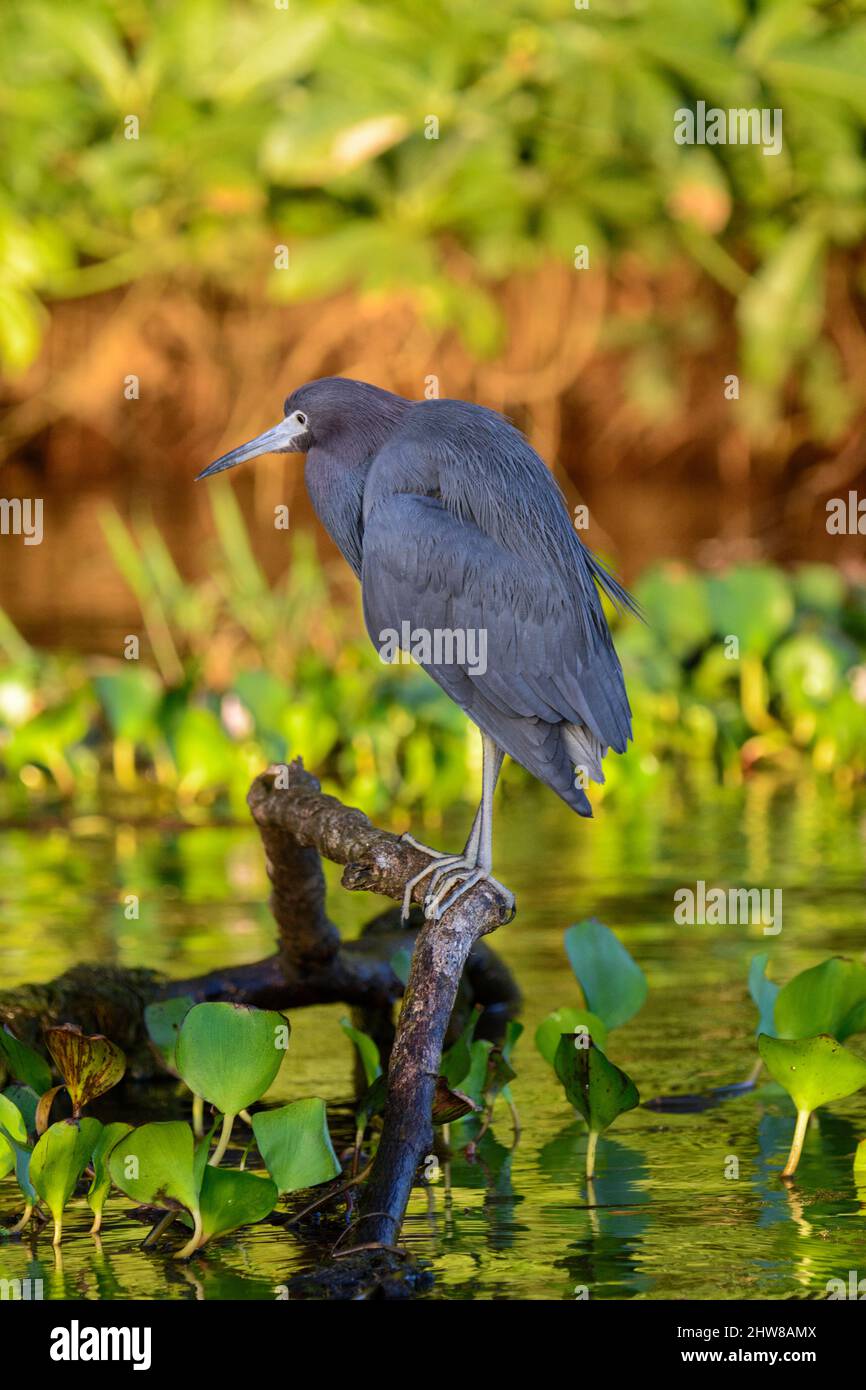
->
[39, 1024, 126, 1132]
[0, 1116, 37, 1234]
[87, 1122, 132, 1235]
[758, 1033, 866, 1178]
[537, 922, 645, 1075]
[175, 1002, 289, 1165]
[536, 1007, 608, 1065]
[251, 1099, 341, 1194]
[0, 1091, 27, 1182]
[109, 1120, 211, 1259]
[144, 996, 195, 1074]
[187, 1166, 278, 1251]
[774, 957, 866, 1043]
[340, 1017, 382, 1089]
[554, 1035, 640, 1179]
[564, 920, 648, 1031]
[0, 1026, 52, 1095]
[30, 1117, 102, 1245]
[748, 952, 779, 1038]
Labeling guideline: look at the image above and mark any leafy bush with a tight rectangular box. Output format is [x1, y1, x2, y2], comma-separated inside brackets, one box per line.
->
[1, 0, 865, 432]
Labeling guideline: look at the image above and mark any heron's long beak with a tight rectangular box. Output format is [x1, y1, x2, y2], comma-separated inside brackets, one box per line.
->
[196, 416, 306, 480]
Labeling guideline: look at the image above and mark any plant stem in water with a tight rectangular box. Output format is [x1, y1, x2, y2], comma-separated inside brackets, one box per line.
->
[209, 1111, 234, 1166]
[782, 1109, 811, 1179]
[192, 1093, 204, 1138]
[744, 1057, 763, 1088]
[508, 1099, 521, 1145]
[9, 1202, 32, 1234]
[175, 1208, 204, 1260]
[586, 1130, 600, 1180]
[142, 1209, 177, 1247]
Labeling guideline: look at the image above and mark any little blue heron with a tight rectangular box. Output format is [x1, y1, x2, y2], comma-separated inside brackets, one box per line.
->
[198, 378, 634, 922]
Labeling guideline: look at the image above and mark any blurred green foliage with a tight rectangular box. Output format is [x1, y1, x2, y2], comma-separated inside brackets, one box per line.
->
[622, 559, 866, 785]
[2, 0, 866, 431]
[0, 484, 863, 818]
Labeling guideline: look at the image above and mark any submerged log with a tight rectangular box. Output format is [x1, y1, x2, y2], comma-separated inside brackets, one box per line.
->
[0, 965, 161, 1069]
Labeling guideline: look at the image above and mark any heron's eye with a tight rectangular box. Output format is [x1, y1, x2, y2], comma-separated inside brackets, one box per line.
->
[295, 411, 307, 427]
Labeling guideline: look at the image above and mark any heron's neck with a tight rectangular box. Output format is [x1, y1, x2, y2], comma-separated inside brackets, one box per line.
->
[304, 395, 410, 576]
[305, 451, 369, 577]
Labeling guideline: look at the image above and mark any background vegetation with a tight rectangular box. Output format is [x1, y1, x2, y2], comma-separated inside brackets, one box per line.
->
[0, 484, 863, 820]
[3, 0, 866, 436]
[1, 0, 865, 813]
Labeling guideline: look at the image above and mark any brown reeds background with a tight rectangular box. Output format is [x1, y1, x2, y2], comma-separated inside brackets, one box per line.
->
[3, 254, 865, 648]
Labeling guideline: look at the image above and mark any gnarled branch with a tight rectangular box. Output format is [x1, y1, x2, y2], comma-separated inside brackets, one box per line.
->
[0, 758, 518, 1251]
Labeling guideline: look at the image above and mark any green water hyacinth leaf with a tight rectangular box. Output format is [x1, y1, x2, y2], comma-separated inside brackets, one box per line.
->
[0, 1118, 37, 1233]
[757, 1033, 866, 1114]
[555, 1036, 640, 1133]
[4, 1084, 39, 1133]
[44, 1023, 126, 1117]
[554, 1035, 640, 1178]
[564, 920, 647, 1031]
[87, 1121, 132, 1234]
[854, 1138, 866, 1173]
[499, 1019, 522, 1099]
[356, 1073, 387, 1135]
[108, 1121, 200, 1216]
[793, 565, 847, 616]
[0, 1122, 36, 1205]
[457, 1038, 517, 1111]
[496, 1020, 523, 1120]
[144, 996, 194, 1073]
[458, 1040, 494, 1108]
[251, 1099, 340, 1194]
[339, 1018, 381, 1087]
[749, 953, 779, 1038]
[175, 1003, 289, 1115]
[0, 1092, 27, 1180]
[30, 1117, 102, 1245]
[0, 1026, 52, 1094]
[758, 1033, 866, 1178]
[192, 1166, 277, 1246]
[483, 1043, 517, 1108]
[535, 1007, 608, 1066]
[774, 957, 866, 1043]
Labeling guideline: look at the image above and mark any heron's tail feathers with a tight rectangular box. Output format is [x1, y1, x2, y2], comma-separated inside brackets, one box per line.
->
[584, 550, 644, 622]
[562, 721, 607, 786]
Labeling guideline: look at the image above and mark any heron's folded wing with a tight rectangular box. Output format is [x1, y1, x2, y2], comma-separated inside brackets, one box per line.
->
[361, 493, 632, 757]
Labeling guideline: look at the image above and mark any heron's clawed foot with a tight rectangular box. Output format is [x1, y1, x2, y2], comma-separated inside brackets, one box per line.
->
[423, 861, 515, 922]
[400, 834, 515, 922]
[399, 835, 467, 922]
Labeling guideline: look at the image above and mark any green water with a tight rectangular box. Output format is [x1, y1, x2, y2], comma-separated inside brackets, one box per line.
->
[2, 774, 865, 1300]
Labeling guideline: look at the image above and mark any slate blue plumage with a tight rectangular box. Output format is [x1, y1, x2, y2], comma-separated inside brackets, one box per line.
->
[198, 377, 635, 920]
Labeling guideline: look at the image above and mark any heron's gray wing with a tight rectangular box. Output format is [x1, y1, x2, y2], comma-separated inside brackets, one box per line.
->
[361, 493, 631, 813]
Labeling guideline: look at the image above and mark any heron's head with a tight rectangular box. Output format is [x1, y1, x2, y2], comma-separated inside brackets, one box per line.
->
[196, 377, 408, 480]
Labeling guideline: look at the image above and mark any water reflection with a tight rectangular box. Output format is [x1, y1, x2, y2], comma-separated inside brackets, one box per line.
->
[1, 778, 865, 1298]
